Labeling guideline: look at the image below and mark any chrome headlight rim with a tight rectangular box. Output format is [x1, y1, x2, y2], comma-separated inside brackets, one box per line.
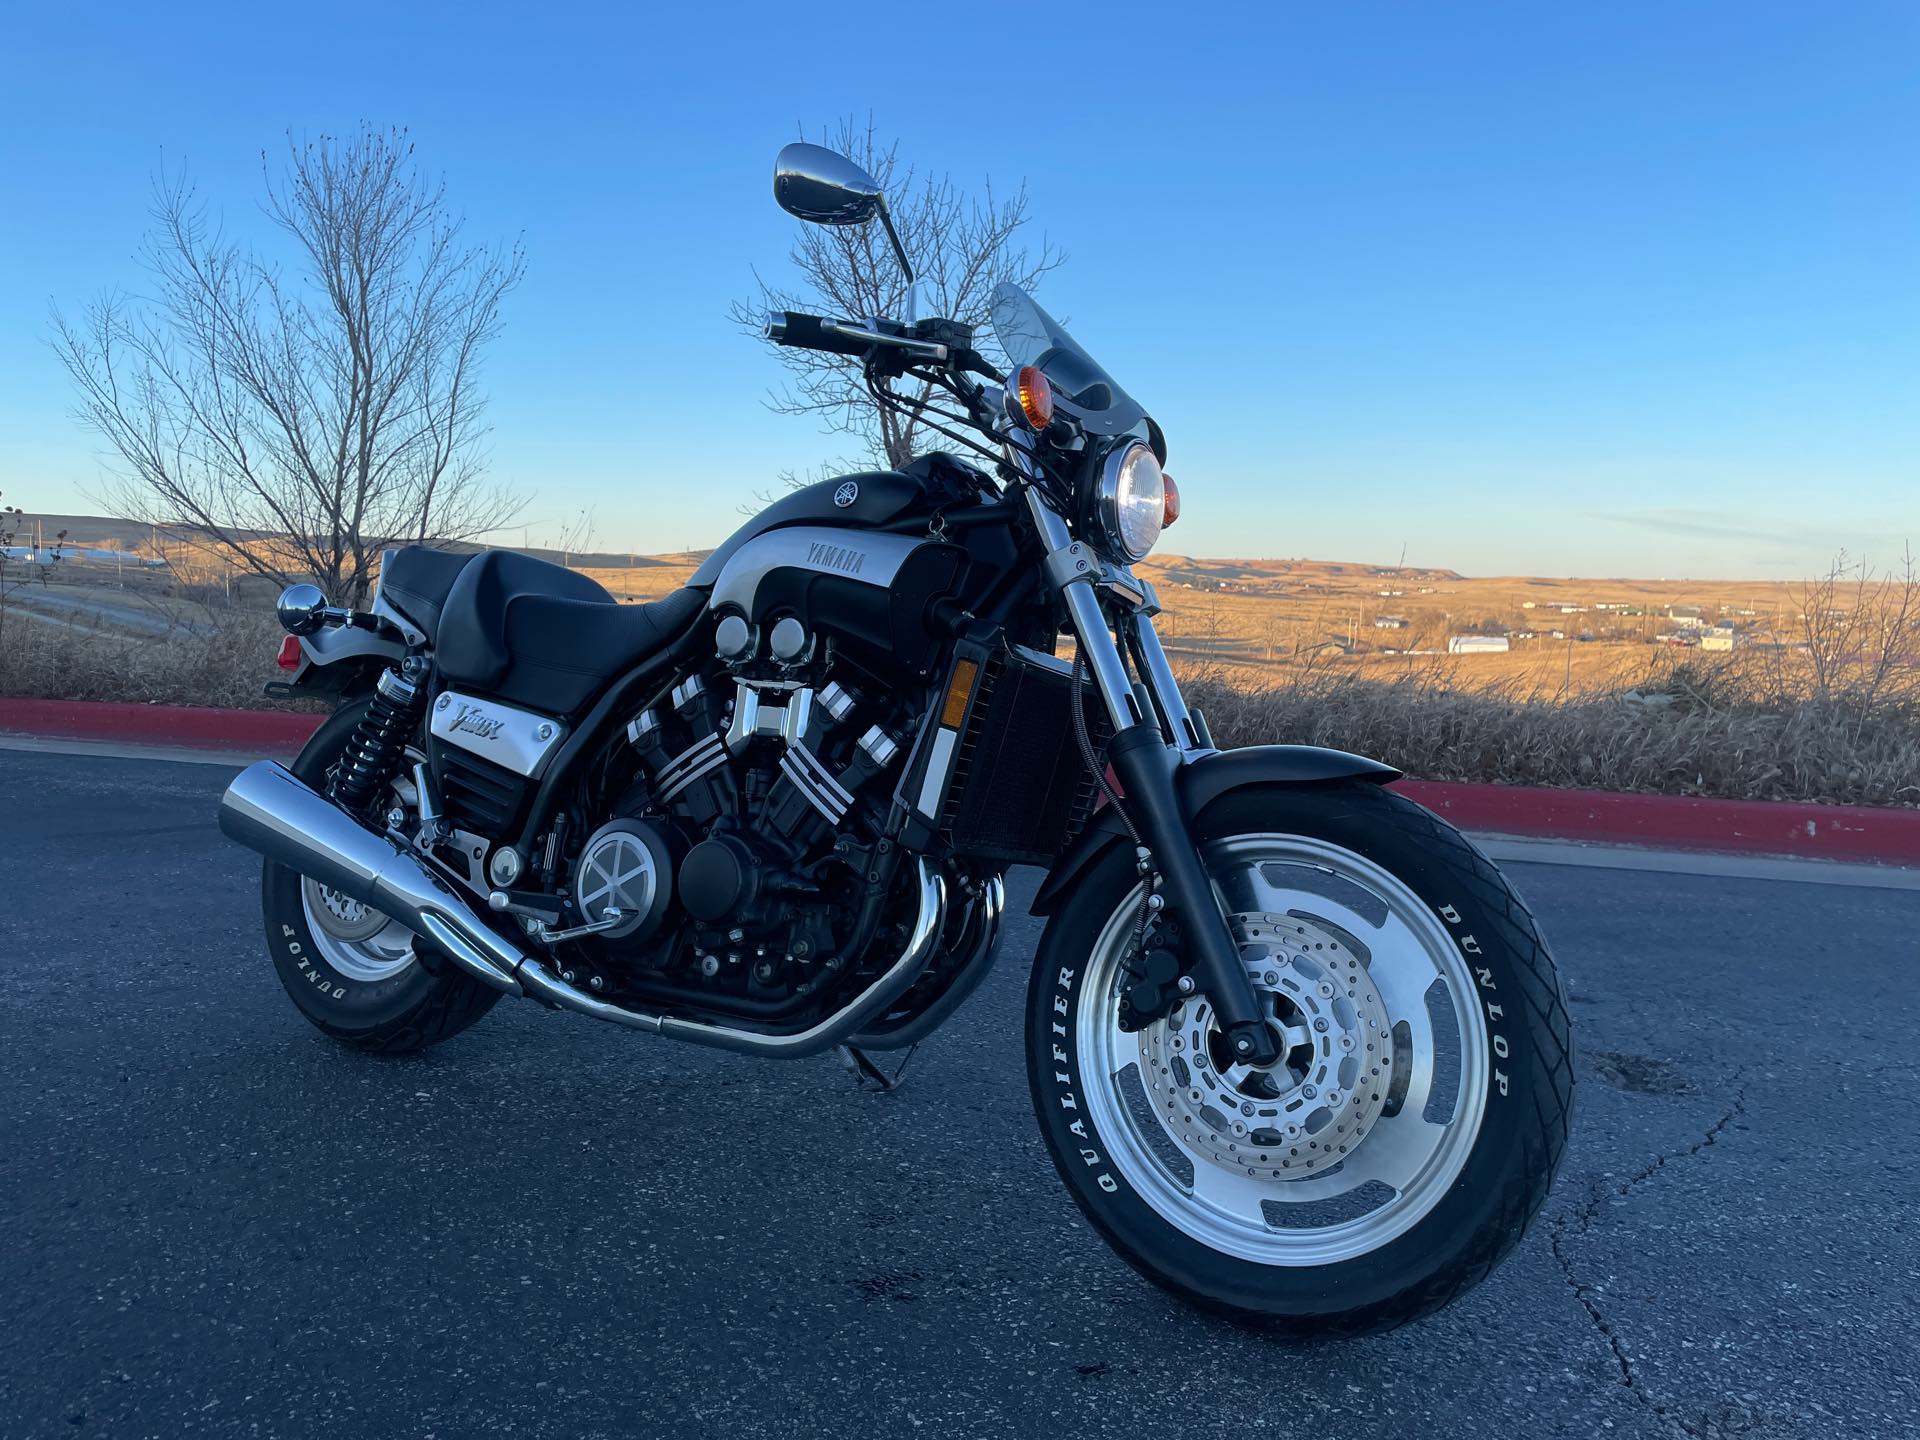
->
[1094, 439, 1165, 563]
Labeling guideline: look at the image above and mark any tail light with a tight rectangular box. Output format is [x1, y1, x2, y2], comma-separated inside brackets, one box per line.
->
[275, 635, 302, 671]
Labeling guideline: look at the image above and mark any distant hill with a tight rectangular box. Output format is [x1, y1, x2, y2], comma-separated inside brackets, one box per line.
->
[18, 515, 704, 574]
[1140, 555, 1466, 596]
[28, 515, 1455, 585]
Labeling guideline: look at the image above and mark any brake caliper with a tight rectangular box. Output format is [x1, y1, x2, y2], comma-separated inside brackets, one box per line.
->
[1116, 926, 1186, 1033]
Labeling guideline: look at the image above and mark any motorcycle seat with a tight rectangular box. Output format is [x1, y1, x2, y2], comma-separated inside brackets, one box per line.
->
[377, 545, 477, 639]
[435, 549, 708, 714]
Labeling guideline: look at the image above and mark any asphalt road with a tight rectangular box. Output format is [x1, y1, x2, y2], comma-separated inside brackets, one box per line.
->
[4, 750, 1917, 1440]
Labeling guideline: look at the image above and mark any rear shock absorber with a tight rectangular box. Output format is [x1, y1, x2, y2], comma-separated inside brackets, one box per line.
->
[330, 667, 426, 813]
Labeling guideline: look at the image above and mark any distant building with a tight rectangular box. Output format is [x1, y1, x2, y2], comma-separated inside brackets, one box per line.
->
[1667, 604, 1706, 625]
[1373, 615, 1409, 629]
[1448, 634, 1511, 654]
[1520, 601, 1538, 609]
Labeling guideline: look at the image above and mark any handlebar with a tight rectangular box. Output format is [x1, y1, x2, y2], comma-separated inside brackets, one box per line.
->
[766, 310, 950, 364]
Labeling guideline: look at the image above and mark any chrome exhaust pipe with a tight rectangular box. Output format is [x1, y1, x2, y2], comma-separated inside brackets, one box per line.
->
[219, 761, 949, 1057]
[219, 761, 524, 995]
[515, 861, 945, 1057]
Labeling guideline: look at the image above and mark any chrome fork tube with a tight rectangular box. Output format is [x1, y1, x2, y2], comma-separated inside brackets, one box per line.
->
[1013, 452, 1142, 732]
[1008, 431, 1279, 1066]
[1131, 613, 1208, 753]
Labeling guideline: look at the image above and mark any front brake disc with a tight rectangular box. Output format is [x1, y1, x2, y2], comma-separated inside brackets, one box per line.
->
[1136, 911, 1394, 1179]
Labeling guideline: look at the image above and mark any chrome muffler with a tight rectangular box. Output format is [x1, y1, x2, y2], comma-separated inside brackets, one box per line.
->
[219, 761, 527, 994]
[218, 760, 947, 1057]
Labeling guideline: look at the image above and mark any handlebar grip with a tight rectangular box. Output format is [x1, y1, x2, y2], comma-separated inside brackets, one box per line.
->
[767, 311, 872, 358]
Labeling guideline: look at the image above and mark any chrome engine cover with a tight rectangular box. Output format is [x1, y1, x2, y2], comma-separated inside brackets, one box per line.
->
[571, 818, 676, 942]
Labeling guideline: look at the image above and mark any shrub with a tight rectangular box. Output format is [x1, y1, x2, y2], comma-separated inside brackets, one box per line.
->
[1187, 665, 1918, 808]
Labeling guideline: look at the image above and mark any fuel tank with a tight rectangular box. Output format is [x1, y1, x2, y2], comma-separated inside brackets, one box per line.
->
[704, 525, 963, 679]
[694, 461, 991, 679]
[691, 469, 935, 587]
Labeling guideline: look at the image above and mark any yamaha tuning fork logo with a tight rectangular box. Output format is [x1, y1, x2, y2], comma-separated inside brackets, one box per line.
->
[833, 480, 859, 508]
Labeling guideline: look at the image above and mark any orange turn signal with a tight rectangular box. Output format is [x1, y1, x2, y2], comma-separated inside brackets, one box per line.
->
[1162, 472, 1181, 528]
[1014, 366, 1054, 430]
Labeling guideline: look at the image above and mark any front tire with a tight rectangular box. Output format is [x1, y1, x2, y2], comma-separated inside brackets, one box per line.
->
[1026, 781, 1572, 1336]
[261, 702, 501, 1054]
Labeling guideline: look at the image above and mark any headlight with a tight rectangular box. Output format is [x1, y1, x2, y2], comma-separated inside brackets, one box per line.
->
[1095, 441, 1165, 562]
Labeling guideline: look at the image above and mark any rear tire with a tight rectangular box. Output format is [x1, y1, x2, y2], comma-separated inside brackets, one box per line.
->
[261, 702, 500, 1054]
[1026, 780, 1573, 1336]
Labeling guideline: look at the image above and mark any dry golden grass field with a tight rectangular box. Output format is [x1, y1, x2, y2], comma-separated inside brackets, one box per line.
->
[6, 527, 1914, 806]
[569, 551, 1836, 700]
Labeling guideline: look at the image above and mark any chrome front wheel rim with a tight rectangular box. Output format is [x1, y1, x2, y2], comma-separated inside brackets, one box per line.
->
[1078, 834, 1490, 1267]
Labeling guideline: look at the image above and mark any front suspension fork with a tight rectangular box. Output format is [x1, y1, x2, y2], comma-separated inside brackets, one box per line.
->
[1020, 481, 1282, 1067]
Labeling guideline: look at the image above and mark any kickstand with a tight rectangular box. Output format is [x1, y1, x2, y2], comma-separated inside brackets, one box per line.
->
[837, 1043, 917, 1093]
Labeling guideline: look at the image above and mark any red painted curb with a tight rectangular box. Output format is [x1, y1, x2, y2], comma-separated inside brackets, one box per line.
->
[1395, 779, 1920, 867]
[0, 698, 322, 754]
[4, 699, 1914, 867]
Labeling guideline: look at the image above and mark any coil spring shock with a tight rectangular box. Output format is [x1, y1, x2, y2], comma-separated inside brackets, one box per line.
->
[330, 668, 425, 812]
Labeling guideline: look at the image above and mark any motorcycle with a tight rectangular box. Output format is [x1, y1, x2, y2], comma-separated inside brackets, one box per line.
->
[218, 142, 1572, 1334]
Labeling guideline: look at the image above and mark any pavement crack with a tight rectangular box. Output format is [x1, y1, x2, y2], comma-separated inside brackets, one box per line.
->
[1549, 1075, 1748, 1440]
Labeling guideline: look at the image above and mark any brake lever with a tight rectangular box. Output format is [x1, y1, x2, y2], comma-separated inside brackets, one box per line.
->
[820, 320, 948, 363]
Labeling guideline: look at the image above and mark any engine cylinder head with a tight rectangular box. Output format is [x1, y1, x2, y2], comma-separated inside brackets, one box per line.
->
[818, 680, 855, 722]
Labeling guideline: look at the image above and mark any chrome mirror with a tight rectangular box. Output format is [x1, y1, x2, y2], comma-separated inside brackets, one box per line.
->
[772, 143, 916, 296]
[276, 583, 329, 636]
[773, 143, 885, 225]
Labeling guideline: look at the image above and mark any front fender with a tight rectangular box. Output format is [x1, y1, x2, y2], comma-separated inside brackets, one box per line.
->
[1028, 744, 1400, 916]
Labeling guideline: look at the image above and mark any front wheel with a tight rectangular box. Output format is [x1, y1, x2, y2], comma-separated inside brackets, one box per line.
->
[1026, 781, 1572, 1336]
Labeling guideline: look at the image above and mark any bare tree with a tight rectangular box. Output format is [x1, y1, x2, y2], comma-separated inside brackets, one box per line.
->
[1795, 546, 1919, 710]
[54, 126, 525, 607]
[553, 507, 597, 569]
[732, 117, 1063, 470]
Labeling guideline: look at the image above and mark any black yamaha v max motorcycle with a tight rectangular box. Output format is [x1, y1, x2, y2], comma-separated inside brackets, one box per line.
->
[219, 142, 1572, 1335]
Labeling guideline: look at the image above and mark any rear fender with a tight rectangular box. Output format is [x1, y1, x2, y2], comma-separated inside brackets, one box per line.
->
[277, 624, 407, 699]
[1028, 744, 1400, 916]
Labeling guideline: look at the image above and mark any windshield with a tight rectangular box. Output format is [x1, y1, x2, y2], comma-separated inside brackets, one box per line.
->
[988, 283, 1148, 438]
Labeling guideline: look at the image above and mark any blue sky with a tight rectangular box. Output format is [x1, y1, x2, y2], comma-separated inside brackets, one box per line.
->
[3, 2, 1914, 578]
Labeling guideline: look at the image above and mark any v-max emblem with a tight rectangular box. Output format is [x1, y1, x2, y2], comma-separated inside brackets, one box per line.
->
[450, 705, 506, 740]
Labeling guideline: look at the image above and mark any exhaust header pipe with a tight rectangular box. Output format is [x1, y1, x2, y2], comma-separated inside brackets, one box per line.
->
[219, 762, 525, 994]
[217, 761, 947, 1057]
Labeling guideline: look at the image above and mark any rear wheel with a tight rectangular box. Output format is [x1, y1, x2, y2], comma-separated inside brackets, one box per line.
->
[1026, 781, 1572, 1335]
[261, 701, 500, 1054]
